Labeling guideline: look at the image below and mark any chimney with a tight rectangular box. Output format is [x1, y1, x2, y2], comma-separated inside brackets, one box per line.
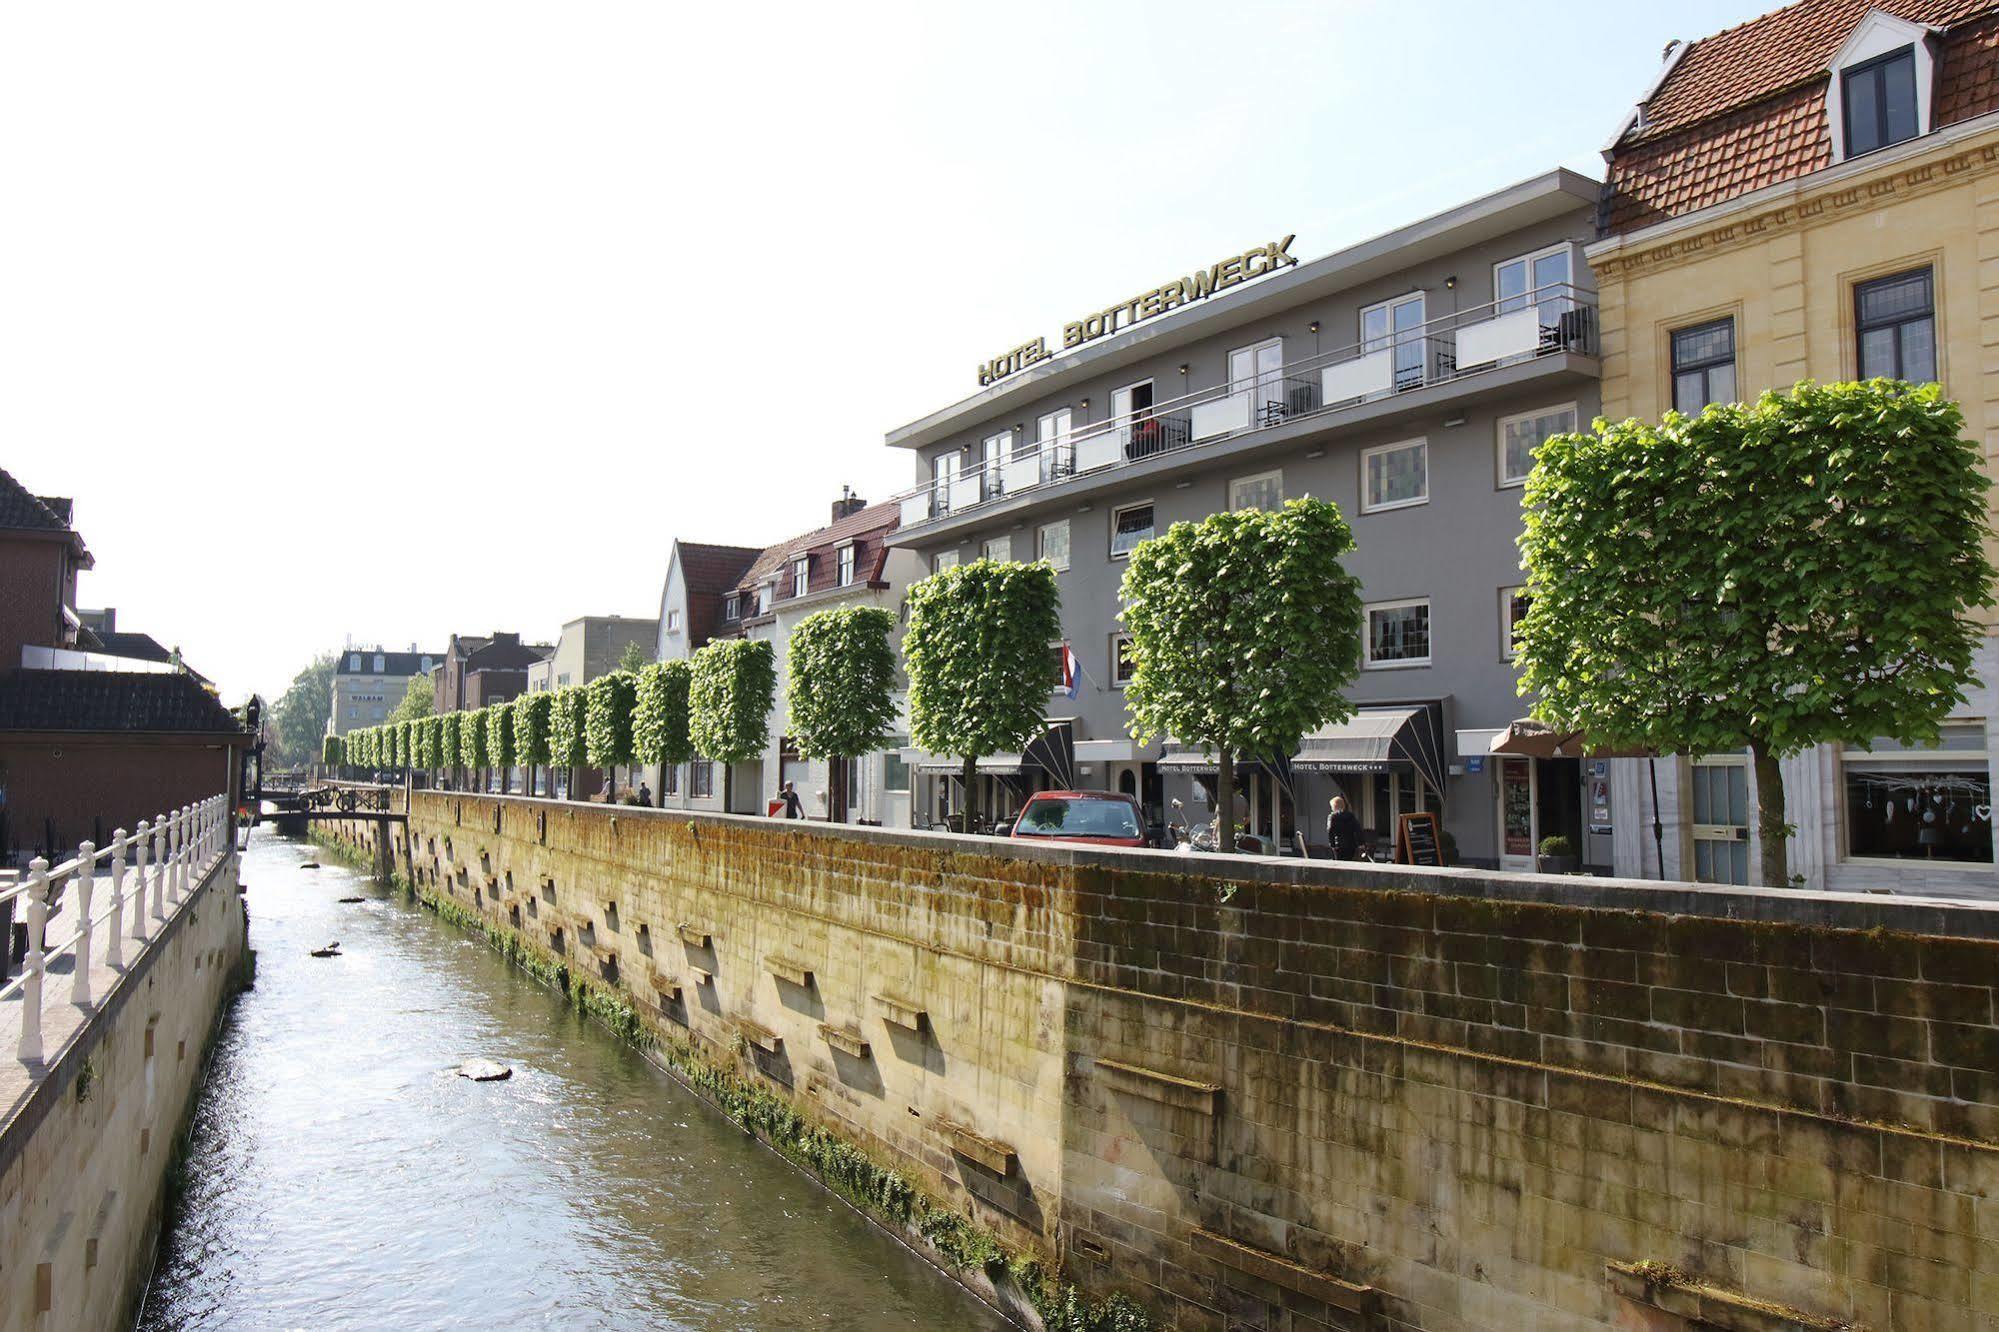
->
[493, 631, 520, 648]
[831, 485, 866, 523]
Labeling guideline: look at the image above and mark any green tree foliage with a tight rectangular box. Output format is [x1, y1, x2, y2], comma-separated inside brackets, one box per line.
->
[1517, 380, 1995, 887]
[270, 652, 338, 769]
[550, 685, 589, 774]
[487, 700, 517, 791]
[421, 715, 444, 770]
[787, 607, 898, 822]
[393, 719, 411, 770]
[586, 672, 639, 796]
[690, 639, 777, 766]
[515, 690, 554, 792]
[633, 660, 695, 768]
[461, 705, 491, 773]
[391, 675, 434, 724]
[439, 712, 463, 779]
[617, 640, 650, 674]
[902, 560, 1062, 806]
[322, 734, 344, 768]
[1120, 499, 1364, 851]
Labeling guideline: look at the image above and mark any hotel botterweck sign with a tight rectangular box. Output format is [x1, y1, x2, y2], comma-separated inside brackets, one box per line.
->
[976, 235, 1299, 387]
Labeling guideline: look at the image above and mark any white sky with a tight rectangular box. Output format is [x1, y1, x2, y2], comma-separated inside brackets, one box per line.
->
[1, 0, 1766, 703]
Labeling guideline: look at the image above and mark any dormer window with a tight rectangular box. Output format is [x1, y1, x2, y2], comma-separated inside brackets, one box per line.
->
[723, 595, 739, 622]
[1826, 12, 1934, 163]
[836, 542, 857, 587]
[791, 556, 810, 598]
[756, 582, 773, 616]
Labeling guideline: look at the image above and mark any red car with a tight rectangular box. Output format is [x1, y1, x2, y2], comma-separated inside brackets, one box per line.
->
[1008, 790, 1149, 848]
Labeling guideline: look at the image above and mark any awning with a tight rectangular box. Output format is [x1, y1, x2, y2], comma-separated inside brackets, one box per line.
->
[913, 754, 1023, 775]
[1295, 704, 1449, 796]
[1022, 720, 1076, 788]
[1489, 717, 1652, 760]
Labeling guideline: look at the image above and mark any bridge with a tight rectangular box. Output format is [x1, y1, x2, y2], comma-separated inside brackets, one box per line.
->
[250, 783, 406, 827]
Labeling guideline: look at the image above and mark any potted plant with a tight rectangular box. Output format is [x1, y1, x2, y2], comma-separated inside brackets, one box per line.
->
[1537, 834, 1579, 874]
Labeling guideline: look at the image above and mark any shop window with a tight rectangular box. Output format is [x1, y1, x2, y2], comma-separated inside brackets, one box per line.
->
[1110, 502, 1154, 559]
[1229, 469, 1283, 512]
[1038, 520, 1070, 571]
[837, 543, 856, 587]
[1500, 586, 1530, 660]
[1843, 727, 1991, 864]
[982, 535, 1012, 563]
[1671, 319, 1736, 414]
[1498, 404, 1578, 488]
[1110, 633, 1136, 688]
[1843, 47, 1919, 157]
[1856, 269, 1936, 384]
[1365, 599, 1430, 668]
[1362, 439, 1427, 513]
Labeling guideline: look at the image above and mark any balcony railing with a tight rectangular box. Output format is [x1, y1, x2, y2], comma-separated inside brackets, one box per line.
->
[898, 283, 1597, 528]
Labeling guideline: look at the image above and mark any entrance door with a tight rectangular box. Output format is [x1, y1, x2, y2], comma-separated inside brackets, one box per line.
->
[1691, 756, 1751, 885]
[1229, 338, 1286, 427]
[1362, 294, 1426, 390]
[932, 453, 959, 514]
[1498, 756, 1536, 871]
[1112, 380, 1155, 456]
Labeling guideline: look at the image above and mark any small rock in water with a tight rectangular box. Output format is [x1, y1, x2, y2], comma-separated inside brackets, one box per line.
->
[459, 1059, 512, 1082]
[337, 896, 365, 904]
[298, 862, 320, 870]
[309, 941, 342, 958]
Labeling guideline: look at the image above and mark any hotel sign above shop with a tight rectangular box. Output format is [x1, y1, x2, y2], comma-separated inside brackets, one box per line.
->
[975, 235, 1299, 387]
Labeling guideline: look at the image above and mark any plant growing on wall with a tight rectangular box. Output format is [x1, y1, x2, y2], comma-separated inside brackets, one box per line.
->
[322, 733, 344, 772]
[487, 700, 517, 794]
[902, 559, 1061, 818]
[690, 640, 777, 795]
[1517, 380, 1995, 888]
[461, 705, 491, 789]
[515, 690, 553, 796]
[787, 606, 898, 823]
[586, 671, 639, 800]
[550, 685, 589, 798]
[1121, 498, 1364, 853]
[439, 712, 463, 788]
[633, 660, 695, 800]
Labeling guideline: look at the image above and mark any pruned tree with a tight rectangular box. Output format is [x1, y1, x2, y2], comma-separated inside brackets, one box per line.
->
[633, 660, 695, 803]
[787, 606, 898, 823]
[1121, 498, 1365, 853]
[1517, 380, 1995, 887]
[420, 715, 443, 777]
[321, 733, 344, 773]
[487, 700, 517, 794]
[550, 685, 589, 798]
[902, 559, 1061, 824]
[690, 640, 777, 805]
[515, 690, 553, 796]
[394, 719, 412, 772]
[439, 712, 464, 789]
[462, 704, 491, 789]
[586, 671, 638, 799]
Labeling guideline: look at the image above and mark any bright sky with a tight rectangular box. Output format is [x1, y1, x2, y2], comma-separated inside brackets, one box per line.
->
[2, 0, 1771, 703]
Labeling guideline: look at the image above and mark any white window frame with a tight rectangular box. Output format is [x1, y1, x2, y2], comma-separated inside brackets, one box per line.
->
[982, 534, 1012, 564]
[1109, 501, 1155, 561]
[1364, 597, 1432, 670]
[1110, 632, 1135, 688]
[1360, 292, 1427, 390]
[756, 583, 774, 615]
[1499, 585, 1530, 661]
[1037, 520, 1070, 572]
[1494, 243, 1574, 314]
[837, 542, 857, 587]
[1825, 12, 1934, 164]
[722, 594, 739, 622]
[1229, 469, 1284, 512]
[1359, 438, 1428, 514]
[1111, 379, 1155, 449]
[932, 549, 959, 573]
[1837, 724, 1993, 869]
[1496, 402, 1578, 489]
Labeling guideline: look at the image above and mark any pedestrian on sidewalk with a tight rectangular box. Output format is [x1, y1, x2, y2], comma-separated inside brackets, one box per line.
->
[778, 781, 804, 819]
[1326, 795, 1362, 861]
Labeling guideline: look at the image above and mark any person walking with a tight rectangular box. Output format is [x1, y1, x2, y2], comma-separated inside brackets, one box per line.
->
[1326, 795, 1362, 861]
[637, 781, 653, 808]
[778, 781, 805, 820]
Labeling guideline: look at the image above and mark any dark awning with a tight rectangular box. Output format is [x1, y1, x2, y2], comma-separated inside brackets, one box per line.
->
[1161, 705, 1447, 798]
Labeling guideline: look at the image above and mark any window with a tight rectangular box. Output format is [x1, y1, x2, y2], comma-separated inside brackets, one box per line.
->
[373, 654, 385, 672]
[1229, 469, 1283, 512]
[420, 656, 432, 672]
[1361, 439, 1427, 512]
[837, 543, 856, 587]
[981, 430, 1009, 495]
[756, 583, 773, 615]
[932, 453, 959, 513]
[1691, 755, 1752, 886]
[690, 760, 714, 798]
[664, 763, 679, 796]
[1228, 337, 1286, 425]
[1670, 319, 1736, 414]
[792, 556, 810, 598]
[1038, 520, 1070, 571]
[1110, 633, 1136, 688]
[1842, 726, 1991, 865]
[1361, 293, 1426, 390]
[348, 653, 361, 670]
[982, 535, 1012, 563]
[1842, 47, 1919, 157]
[723, 594, 740, 622]
[1110, 502, 1154, 559]
[1856, 269, 1936, 383]
[1500, 586, 1531, 660]
[1495, 244, 1572, 314]
[1034, 409, 1073, 482]
[933, 549, 959, 573]
[1497, 404, 1578, 487]
[884, 735, 910, 793]
[1111, 380, 1155, 452]
[1365, 599, 1431, 668]
[666, 610, 681, 633]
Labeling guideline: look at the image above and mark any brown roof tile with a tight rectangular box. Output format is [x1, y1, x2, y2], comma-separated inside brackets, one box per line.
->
[0, 669, 247, 735]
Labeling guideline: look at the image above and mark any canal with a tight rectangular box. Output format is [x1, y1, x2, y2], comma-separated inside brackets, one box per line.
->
[139, 830, 1014, 1331]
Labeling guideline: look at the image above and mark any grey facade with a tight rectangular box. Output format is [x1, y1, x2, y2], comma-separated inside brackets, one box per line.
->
[531, 615, 658, 693]
[884, 169, 1606, 868]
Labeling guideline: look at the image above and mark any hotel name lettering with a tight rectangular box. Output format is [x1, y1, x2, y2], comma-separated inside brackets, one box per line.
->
[975, 235, 1299, 387]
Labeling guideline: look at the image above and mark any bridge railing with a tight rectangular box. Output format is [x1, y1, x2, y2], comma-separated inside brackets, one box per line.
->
[1, 794, 232, 1063]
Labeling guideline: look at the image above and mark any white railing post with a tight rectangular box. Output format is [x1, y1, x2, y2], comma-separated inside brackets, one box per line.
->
[107, 833, 126, 970]
[152, 813, 168, 922]
[178, 806, 191, 901]
[171, 807, 186, 903]
[71, 843, 95, 1006]
[17, 859, 48, 1062]
[132, 820, 150, 944]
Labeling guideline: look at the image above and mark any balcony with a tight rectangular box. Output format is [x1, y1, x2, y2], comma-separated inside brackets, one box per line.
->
[896, 284, 1596, 532]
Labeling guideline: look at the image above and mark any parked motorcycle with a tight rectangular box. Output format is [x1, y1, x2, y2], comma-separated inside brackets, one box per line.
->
[1167, 798, 1267, 855]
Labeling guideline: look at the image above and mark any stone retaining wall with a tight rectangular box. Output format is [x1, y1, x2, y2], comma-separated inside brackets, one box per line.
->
[324, 793, 1999, 1331]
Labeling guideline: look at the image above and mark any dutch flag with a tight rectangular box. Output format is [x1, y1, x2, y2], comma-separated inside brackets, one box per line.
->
[1059, 642, 1080, 698]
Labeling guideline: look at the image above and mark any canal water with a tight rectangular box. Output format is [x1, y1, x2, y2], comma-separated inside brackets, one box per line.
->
[139, 831, 1012, 1331]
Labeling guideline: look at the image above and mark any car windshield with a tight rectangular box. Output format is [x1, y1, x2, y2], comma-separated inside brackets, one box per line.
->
[1019, 798, 1141, 838]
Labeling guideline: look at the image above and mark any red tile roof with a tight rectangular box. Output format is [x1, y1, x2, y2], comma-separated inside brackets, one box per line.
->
[1604, 0, 1999, 234]
[732, 500, 900, 598]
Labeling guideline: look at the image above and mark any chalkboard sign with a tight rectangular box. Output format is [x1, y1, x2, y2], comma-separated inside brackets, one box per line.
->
[1396, 812, 1444, 867]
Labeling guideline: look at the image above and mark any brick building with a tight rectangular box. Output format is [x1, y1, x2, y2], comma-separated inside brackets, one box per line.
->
[432, 631, 553, 714]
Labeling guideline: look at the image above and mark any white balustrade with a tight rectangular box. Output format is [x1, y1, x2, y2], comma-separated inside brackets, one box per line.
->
[3, 794, 230, 1066]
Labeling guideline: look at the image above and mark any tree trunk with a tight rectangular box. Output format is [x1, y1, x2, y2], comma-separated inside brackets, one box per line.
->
[829, 757, 848, 824]
[606, 767, 617, 802]
[1750, 738, 1790, 889]
[1216, 748, 1236, 853]
[961, 755, 978, 833]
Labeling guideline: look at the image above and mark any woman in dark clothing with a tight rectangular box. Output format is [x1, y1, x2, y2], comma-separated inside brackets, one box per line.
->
[1326, 795, 1363, 861]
